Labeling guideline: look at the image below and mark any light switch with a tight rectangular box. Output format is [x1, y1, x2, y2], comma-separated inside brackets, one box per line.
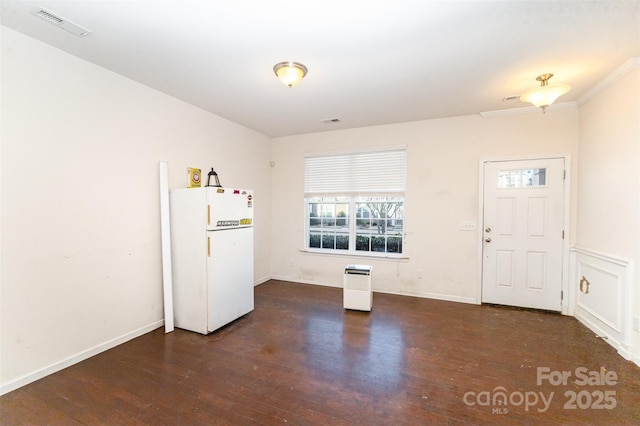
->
[459, 221, 476, 231]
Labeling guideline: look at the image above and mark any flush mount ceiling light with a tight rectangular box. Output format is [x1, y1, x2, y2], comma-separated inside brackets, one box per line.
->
[520, 73, 571, 113]
[273, 61, 308, 88]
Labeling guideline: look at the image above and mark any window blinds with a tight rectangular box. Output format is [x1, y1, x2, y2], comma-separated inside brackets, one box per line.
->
[304, 149, 406, 196]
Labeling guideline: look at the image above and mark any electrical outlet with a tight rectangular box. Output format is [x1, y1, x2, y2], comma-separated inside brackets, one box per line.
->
[459, 221, 476, 231]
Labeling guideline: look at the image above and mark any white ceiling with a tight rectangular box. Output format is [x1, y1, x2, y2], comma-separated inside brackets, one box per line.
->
[2, 1, 639, 137]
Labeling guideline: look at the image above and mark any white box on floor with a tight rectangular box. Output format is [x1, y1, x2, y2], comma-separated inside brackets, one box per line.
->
[343, 264, 373, 311]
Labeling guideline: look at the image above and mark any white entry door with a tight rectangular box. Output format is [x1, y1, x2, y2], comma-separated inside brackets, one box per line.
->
[482, 158, 565, 311]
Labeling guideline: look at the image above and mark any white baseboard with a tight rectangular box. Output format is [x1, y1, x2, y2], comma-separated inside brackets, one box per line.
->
[270, 275, 340, 288]
[6, 272, 635, 397]
[574, 310, 633, 361]
[271, 275, 640, 365]
[376, 288, 477, 305]
[0, 320, 164, 396]
[254, 275, 272, 286]
[268, 275, 476, 304]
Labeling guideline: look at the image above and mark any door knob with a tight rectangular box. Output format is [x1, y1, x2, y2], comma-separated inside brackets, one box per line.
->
[485, 237, 492, 243]
[485, 227, 492, 233]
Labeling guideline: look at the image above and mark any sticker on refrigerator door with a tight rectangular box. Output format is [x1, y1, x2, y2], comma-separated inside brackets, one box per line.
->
[240, 218, 252, 225]
[247, 194, 253, 208]
[217, 220, 240, 227]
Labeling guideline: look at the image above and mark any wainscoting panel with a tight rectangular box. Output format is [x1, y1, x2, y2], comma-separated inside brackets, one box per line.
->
[569, 246, 633, 360]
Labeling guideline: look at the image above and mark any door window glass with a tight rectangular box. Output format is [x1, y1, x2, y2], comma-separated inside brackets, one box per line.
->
[498, 168, 546, 188]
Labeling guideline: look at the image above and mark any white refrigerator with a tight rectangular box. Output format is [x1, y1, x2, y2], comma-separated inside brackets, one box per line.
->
[170, 187, 254, 334]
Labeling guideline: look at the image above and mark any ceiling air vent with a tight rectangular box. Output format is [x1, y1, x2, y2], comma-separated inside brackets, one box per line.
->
[502, 95, 520, 102]
[30, 7, 92, 37]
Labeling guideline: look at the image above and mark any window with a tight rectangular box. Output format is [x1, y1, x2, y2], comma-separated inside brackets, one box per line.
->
[304, 149, 406, 256]
[498, 168, 547, 188]
[308, 197, 350, 250]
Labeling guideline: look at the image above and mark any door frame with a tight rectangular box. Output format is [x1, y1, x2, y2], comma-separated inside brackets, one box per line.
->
[475, 154, 572, 315]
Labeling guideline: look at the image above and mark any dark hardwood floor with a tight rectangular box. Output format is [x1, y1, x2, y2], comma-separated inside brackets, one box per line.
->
[2, 280, 640, 425]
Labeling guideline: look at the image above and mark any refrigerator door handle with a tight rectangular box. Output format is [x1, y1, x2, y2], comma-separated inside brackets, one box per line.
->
[207, 236, 211, 257]
[207, 205, 211, 226]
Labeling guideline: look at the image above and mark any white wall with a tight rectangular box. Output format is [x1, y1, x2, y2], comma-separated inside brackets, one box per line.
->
[0, 27, 271, 392]
[3, 22, 635, 395]
[270, 110, 579, 302]
[576, 61, 640, 362]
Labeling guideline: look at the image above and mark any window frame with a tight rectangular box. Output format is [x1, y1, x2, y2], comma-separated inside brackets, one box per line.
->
[305, 196, 405, 258]
[303, 147, 407, 258]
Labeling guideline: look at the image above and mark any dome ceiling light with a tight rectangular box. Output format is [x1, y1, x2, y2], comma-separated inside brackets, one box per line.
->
[273, 61, 308, 88]
[520, 73, 571, 113]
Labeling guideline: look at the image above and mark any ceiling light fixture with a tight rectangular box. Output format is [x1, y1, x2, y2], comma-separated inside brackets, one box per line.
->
[273, 61, 308, 88]
[520, 73, 570, 113]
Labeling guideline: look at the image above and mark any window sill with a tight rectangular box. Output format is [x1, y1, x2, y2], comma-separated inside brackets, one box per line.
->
[299, 248, 409, 261]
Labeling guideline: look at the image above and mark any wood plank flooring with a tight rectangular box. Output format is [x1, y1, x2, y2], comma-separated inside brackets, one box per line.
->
[2, 279, 640, 425]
